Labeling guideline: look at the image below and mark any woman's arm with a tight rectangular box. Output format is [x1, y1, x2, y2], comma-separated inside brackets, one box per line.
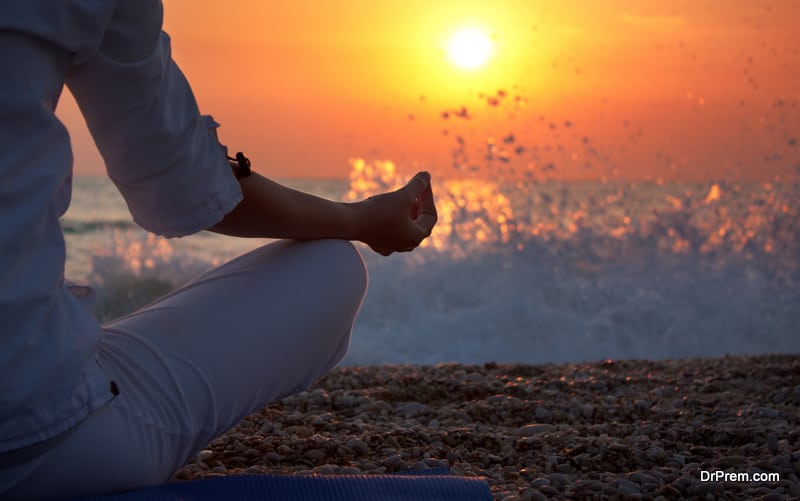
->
[208, 171, 437, 256]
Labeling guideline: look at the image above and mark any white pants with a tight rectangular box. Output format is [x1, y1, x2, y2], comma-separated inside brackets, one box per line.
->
[4, 239, 367, 500]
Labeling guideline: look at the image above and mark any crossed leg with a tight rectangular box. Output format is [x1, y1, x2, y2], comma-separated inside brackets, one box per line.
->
[6, 239, 367, 500]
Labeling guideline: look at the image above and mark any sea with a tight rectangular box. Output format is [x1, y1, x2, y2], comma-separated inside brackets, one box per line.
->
[63, 162, 799, 366]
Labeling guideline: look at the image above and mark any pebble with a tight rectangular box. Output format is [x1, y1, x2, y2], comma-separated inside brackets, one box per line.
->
[174, 468, 193, 480]
[396, 401, 430, 417]
[539, 485, 559, 496]
[768, 434, 780, 453]
[534, 406, 553, 422]
[530, 478, 550, 488]
[757, 406, 780, 418]
[423, 458, 448, 469]
[345, 437, 369, 456]
[450, 464, 466, 476]
[335, 394, 355, 408]
[687, 482, 722, 496]
[615, 479, 641, 495]
[171, 355, 800, 500]
[382, 454, 402, 467]
[312, 464, 339, 475]
[547, 473, 569, 485]
[514, 424, 555, 436]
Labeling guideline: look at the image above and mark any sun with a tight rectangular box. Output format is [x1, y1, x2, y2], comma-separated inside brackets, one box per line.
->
[447, 28, 492, 70]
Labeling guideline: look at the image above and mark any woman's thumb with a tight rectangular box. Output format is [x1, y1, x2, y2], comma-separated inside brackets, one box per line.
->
[407, 171, 431, 197]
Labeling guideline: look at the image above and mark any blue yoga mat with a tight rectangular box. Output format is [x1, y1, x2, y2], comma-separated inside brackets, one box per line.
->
[72, 471, 493, 501]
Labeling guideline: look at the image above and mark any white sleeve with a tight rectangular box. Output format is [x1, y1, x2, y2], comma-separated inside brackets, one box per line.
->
[66, 27, 243, 238]
[0, 0, 116, 64]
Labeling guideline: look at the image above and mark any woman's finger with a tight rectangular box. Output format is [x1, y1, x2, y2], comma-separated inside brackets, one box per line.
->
[405, 172, 431, 202]
[417, 182, 436, 217]
[414, 178, 437, 235]
[415, 213, 436, 237]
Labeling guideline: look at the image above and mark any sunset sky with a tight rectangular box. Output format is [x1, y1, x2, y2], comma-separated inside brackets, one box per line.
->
[59, 0, 799, 181]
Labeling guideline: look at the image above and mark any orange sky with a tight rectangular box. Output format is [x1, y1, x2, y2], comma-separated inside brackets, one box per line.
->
[60, 0, 799, 181]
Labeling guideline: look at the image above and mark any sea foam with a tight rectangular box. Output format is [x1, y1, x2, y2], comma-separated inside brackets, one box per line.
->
[69, 162, 799, 365]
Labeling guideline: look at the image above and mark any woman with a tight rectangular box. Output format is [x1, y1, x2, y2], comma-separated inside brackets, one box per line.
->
[0, 2, 437, 499]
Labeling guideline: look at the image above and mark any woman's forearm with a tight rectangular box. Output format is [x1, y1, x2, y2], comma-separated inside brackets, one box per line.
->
[208, 173, 359, 241]
[208, 170, 437, 256]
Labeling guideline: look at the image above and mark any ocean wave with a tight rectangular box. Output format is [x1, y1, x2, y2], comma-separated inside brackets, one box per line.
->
[77, 162, 799, 364]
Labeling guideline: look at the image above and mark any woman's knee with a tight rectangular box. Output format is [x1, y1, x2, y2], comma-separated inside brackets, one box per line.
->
[316, 239, 368, 297]
[263, 239, 367, 301]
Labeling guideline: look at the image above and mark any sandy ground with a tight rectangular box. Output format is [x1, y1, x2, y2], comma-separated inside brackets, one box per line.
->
[175, 354, 800, 500]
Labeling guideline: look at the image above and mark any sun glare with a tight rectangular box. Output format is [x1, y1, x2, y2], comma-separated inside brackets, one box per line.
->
[447, 28, 492, 70]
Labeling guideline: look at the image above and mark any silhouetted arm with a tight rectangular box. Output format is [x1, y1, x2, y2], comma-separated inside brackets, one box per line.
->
[208, 171, 437, 256]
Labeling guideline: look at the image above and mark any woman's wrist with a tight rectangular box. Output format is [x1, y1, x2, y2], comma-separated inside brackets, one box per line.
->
[346, 200, 369, 244]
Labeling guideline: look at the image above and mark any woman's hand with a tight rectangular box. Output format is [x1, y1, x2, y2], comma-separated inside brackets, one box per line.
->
[353, 172, 438, 256]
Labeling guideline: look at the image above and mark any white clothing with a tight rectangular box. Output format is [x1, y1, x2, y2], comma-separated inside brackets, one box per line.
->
[0, 0, 242, 456]
[3, 240, 367, 500]
[1, 3, 369, 498]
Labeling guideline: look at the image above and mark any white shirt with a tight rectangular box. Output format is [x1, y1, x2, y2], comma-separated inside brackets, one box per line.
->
[0, 1, 243, 452]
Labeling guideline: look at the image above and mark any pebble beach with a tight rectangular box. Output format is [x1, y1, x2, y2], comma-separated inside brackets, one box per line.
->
[175, 355, 800, 500]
